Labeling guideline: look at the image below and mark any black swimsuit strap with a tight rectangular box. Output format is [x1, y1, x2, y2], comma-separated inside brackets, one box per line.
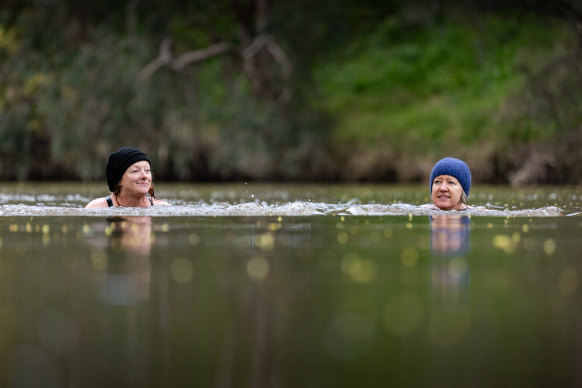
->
[106, 196, 153, 207]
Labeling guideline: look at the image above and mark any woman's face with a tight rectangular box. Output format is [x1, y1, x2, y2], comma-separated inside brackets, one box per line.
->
[431, 175, 465, 210]
[118, 161, 152, 196]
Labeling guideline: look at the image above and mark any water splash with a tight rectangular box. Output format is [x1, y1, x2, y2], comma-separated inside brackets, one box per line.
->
[0, 202, 567, 217]
[0, 185, 577, 217]
[345, 204, 564, 217]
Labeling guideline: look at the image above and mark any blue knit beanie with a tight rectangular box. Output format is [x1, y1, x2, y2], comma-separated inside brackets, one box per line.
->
[430, 157, 471, 197]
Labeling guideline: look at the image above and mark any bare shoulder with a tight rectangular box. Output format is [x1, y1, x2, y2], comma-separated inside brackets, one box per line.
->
[85, 198, 109, 208]
[153, 198, 171, 206]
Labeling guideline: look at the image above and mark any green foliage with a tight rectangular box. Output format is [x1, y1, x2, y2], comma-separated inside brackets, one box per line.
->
[0, 1, 580, 184]
[313, 12, 577, 181]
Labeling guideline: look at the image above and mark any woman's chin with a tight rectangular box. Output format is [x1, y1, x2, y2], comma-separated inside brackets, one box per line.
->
[435, 202, 465, 211]
[435, 202, 454, 210]
[133, 185, 150, 195]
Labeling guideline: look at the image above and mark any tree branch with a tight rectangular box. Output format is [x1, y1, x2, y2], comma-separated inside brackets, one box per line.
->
[242, 34, 293, 102]
[140, 38, 233, 78]
[172, 42, 233, 70]
[139, 36, 173, 79]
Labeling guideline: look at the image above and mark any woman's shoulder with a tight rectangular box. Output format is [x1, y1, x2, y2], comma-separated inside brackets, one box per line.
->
[85, 197, 110, 208]
[153, 198, 171, 206]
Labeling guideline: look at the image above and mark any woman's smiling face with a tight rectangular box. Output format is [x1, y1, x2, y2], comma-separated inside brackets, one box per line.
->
[118, 161, 152, 196]
[431, 175, 466, 210]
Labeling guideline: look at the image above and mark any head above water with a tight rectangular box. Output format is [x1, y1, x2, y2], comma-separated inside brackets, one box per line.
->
[106, 147, 151, 192]
[429, 157, 471, 198]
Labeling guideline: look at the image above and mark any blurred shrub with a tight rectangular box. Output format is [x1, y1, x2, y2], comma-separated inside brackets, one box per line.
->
[313, 12, 577, 182]
[1, 2, 580, 184]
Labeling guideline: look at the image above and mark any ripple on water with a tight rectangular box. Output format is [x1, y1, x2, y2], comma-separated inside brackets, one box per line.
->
[345, 204, 564, 217]
[0, 202, 569, 217]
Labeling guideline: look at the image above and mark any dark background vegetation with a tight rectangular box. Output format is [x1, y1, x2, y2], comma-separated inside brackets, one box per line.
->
[1, 0, 581, 185]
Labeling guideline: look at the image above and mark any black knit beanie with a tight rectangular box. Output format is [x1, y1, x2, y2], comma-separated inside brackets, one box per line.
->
[106, 147, 151, 192]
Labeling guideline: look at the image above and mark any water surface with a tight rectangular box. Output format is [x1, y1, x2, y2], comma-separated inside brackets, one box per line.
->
[0, 182, 578, 216]
[0, 183, 581, 387]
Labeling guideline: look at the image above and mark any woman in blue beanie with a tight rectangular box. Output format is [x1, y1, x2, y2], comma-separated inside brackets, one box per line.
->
[429, 157, 471, 210]
[86, 147, 170, 208]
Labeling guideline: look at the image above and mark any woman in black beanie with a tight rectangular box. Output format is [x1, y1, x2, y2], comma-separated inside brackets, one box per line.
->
[86, 147, 170, 208]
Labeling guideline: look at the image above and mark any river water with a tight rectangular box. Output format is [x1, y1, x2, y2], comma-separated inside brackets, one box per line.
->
[1, 183, 581, 387]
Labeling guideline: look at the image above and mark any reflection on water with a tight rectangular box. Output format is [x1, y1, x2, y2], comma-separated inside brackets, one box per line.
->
[0, 183, 581, 387]
[429, 215, 471, 349]
[430, 214, 471, 256]
[97, 217, 154, 306]
[106, 216, 154, 256]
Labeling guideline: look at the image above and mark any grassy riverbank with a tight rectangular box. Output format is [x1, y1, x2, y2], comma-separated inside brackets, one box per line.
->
[313, 13, 579, 184]
[0, 2, 580, 185]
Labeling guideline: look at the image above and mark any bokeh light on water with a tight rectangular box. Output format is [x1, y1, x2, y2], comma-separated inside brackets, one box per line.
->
[0, 183, 581, 387]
